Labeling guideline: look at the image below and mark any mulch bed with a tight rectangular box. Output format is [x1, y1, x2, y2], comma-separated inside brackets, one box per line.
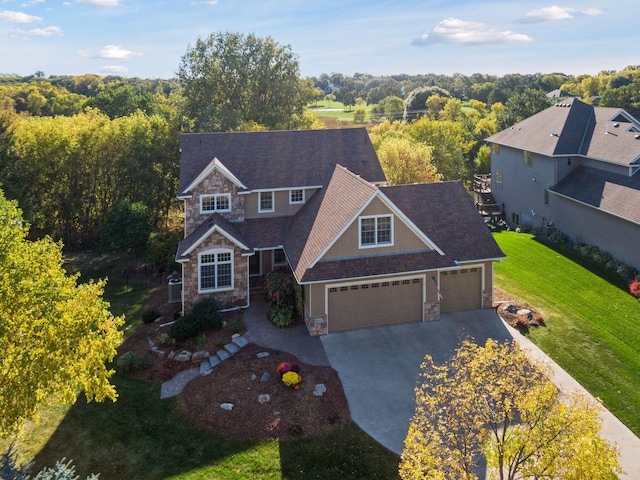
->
[494, 288, 545, 332]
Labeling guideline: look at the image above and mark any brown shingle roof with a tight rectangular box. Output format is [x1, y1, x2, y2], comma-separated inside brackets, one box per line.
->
[381, 181, 505, 263]
[176, 213, 249, 261]
[486, 98, 640, 167]
[549, 166, 640, 225]
[285, 164, 377, 282]
[179, 128, 386, 195]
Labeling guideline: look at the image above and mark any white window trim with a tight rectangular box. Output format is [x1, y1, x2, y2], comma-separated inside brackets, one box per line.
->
[358, 214, 394, 249]
[258, 191, 275, 213]
[200, 193, 231, 214]
[289, 189, 305, 205]
[198, 248, 234, 293]
[272, 248, 287, 267]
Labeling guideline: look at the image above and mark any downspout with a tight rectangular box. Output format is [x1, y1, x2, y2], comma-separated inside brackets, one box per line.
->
[220, 253, 252, 312]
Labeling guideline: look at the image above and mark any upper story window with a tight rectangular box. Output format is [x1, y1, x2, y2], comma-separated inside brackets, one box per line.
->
[199, 249, 233, 292]
[273, 248, 287, 267]
[259, 191, 274, 213]
[494, 171, 503, 190]
[201, 194, 231, 214]
[523, 151, 532, 167]
[492, 143, 500, 155]
[359, 215, 393, 248]
[289, 189, 305, 204]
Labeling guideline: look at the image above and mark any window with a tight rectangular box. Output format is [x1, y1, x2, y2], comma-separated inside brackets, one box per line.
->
[512, 212, 520, 225]
[523, 151, 532, 166]
[544, 189, 549, 205]
[199, 249, 233, 292]
[495, 171, 503, 190]
[567, 157, 573, 166]
[289, 189, 304, 204]
[492, 143, 500, 155]
[200, 194, 231, 214]
[259, 191, 274, 213]
[273, 248, 287, 267]
[359, 215, 393, 248]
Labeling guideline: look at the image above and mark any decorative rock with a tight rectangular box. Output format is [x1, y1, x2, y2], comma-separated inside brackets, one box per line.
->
[232, 333, 240, 339]
[250, 373, 257, 381]
[220, 403, 234, 411]
[150, 346, 165, 357]
[200, 360, 212, 375]
[258, 393, 271, 404]
[232, 336, 249, 348]
[217, 349, 230, 361]
[224, 342, 239, 355]
[191, 350, 210, 363]
[260, 372, 271, 382]
[256, 351, 270, 359]
[313, 384, 327, 396]
[174, 350, 192, 363]
[167, 350, 176, 360]
[517, 309, 533, 319]
[503, 304, 518, 314]
[209, 355, 221, 367]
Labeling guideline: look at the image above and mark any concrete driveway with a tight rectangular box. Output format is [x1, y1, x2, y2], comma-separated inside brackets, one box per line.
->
[320, 310, 640, 479]
[320, 309, 511, 455]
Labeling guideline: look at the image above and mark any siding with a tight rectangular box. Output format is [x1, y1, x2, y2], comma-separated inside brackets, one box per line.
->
[244, 188, 319, 219]
[323, 196, 428, 260]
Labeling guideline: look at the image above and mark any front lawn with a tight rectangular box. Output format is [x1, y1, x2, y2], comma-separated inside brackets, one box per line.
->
[493, 231, 640, 435]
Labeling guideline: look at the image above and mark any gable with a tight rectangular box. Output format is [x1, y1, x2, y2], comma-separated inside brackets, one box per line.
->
[322, 196, 432, 260]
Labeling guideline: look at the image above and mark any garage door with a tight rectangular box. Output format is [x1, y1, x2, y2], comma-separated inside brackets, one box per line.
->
[439, 268, 481, 313]
[327, 277, 423, 332]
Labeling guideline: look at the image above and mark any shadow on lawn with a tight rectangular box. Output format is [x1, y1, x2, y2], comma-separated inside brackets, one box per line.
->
[32, 375, 401, 480]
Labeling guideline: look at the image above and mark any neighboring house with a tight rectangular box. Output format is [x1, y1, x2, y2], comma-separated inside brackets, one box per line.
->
[176, 128, 504, 335]
[546, 89, 575, 103]
[487, 97, 640, 270]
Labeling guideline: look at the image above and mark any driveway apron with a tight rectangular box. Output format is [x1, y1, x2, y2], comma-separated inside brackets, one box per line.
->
[320, 309, 511, 455]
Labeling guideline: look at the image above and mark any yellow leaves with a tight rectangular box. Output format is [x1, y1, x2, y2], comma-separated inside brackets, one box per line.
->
[400, 339, 621, 480]
[0, 192, 124, 437]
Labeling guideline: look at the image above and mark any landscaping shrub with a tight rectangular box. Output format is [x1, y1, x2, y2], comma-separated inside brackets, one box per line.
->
[617, 263, 638, 281]
[141, 308, 161, 324]
[171, 297, 222, 341]
[264, 271, 300, 327]
[630, 280, 640, 299]
[547, 230, 566, 244]
[116, 351, 151, 374]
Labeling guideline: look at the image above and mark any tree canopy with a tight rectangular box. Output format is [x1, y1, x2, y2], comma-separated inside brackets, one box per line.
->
[400, 339, 621, 480]
[177, 31, 305, 131]
[0, 192, 124, 436]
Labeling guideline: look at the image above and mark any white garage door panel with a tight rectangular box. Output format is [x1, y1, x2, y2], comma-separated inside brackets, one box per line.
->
[328, 278, 423, 332]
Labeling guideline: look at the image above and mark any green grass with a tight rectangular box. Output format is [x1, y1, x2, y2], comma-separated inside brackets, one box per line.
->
[493, 231, 640, 435]
[307, 100, 369, 123]
[2, 251, 400, 479]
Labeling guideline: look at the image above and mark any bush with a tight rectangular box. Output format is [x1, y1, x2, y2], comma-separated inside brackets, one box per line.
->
[116, 351, 151, 374]
[264, 271, 299, 328]
[631, 280, 640, 299]
[171, 298, 222, 341]
[547, 231, 566, 244]
[617, 263, 638, 281]
[270, 305, 295, 328]
[142, 309, 161, 324]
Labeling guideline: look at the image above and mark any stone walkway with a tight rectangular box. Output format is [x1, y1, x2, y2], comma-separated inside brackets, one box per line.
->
[160, 333, 249, 399]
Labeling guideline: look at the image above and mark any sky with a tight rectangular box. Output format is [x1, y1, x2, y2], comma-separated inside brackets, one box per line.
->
[0, 0, 638, 80]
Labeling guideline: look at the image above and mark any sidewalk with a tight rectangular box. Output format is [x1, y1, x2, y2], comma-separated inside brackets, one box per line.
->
[502, 320, 640, 479]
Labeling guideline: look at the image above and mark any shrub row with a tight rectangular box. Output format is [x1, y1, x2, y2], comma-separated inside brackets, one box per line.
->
[171, 297, 222, 341]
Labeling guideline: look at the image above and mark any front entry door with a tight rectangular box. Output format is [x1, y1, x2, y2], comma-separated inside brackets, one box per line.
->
[249, 251, 262, 277]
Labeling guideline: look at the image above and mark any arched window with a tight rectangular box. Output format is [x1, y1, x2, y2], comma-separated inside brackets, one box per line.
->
[199, 248, 233, 292]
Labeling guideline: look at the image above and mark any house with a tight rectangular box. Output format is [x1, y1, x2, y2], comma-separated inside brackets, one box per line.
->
[176, 128, 505, 335]
[486, 98, 640, 270]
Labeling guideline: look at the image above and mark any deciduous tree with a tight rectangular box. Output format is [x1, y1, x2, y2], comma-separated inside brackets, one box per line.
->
[400, 339, 621, 480]
[376, 136, 440, 185]
[177, 32, 304, 131]
[0, 192, 123, 436]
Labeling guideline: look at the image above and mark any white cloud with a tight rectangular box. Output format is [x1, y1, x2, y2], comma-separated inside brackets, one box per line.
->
[516, 5, 605, 24]
[21, 0, 46, 7]
[100, 65, 128, 73]
[77, 0, 120, 6]
[77, 49, 91, 58]
[412, 18, 533, 47]
[22, 26, 62, 36]
[190, 0, 218, 4]
[0, 10, 42, 23]
[98, 44, 142, 60]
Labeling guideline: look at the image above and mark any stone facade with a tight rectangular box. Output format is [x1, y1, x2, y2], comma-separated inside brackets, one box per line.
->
[424, 301, 440, 322]
[482, 289, 493, 310]
[182, 231, 248, 313]
[184, 171, 244, 236]
[305, 314, 328, 336]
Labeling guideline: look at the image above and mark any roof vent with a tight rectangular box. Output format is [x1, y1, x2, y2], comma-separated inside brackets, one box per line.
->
[635, 134, 640, 139]
[613, 122, 620, 128]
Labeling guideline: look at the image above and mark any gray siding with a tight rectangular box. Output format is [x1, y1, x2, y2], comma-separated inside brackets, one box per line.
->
[491, 146, 555, 227]
[550, 193, 640, 270]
